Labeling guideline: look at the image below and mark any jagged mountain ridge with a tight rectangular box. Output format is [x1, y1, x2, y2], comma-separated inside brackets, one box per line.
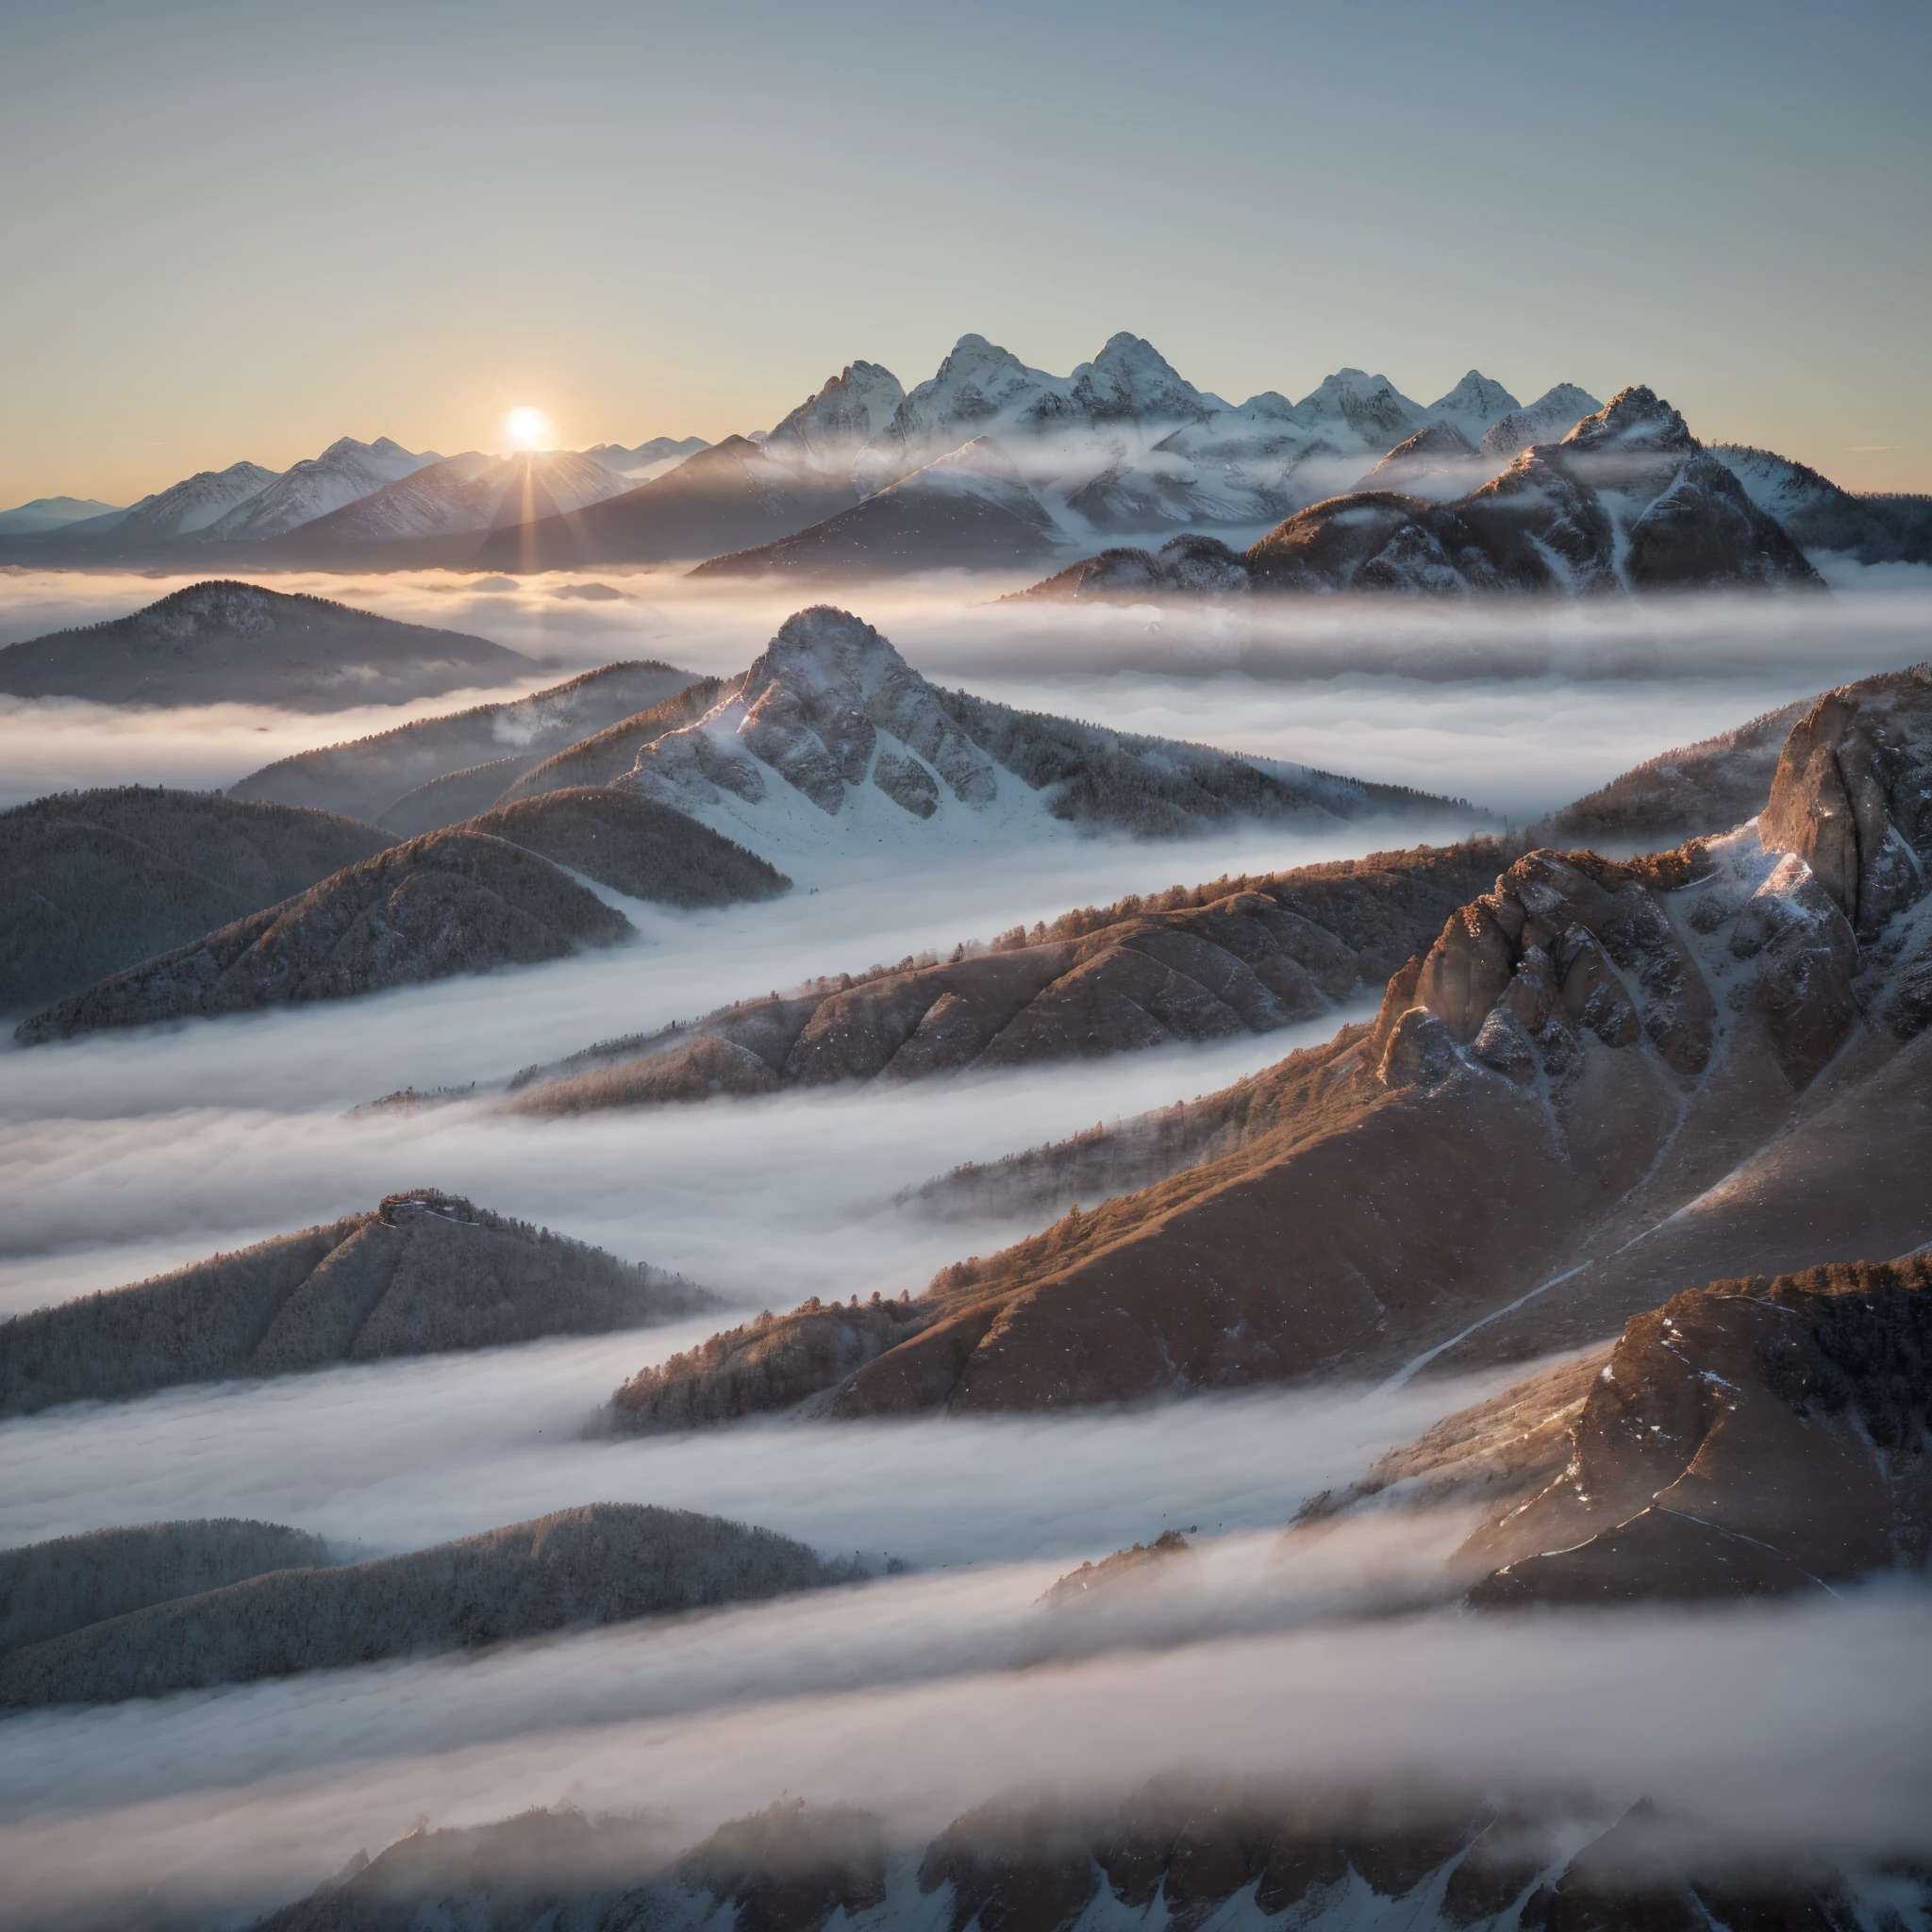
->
[203, 437, 441, 543]
[0, 1189, 708, 1416]
[602, 664, 1932, 1427]
[1029, 389, 1823, 599]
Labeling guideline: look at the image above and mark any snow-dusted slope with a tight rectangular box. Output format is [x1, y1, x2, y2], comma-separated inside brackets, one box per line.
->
[582, 436, 709, 484]
[618, 606, 1468, 871]
[203, 437, 441, 542]
[75, 462, 280, 547]
[765, 362, 906, 467]
[1419, 371, 1520, 445]
[1351, 420, 1486, 500]
[1479, 383, 1602, 458]
[691, 437, 1062, 580]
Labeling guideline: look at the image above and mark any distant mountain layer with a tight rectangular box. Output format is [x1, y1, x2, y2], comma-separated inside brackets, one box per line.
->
[1026, 390, 1823, 600]
[0, 1190, 707, 1417]
[0, 580, 533, 709]
[0, 787, 396, 1013]
[0, 1504, 857, 1708]
[0, 495, 124, 536]
[601, 665, 1932, 1425]
[508, 841, 1512, 1124]
[16, 827, 631, 1041]
[227, 658, 700, 824]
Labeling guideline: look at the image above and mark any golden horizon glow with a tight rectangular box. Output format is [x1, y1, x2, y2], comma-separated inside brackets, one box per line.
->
[505, 406, 553, 451]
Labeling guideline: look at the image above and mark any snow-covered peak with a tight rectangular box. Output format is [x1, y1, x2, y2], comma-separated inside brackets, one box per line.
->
[766, 361, 908, 462]
[891, 435, 1058, 531]
[1066, 333, 1208, 425]
[1292, 369, 1425, 451]
[1561, 387, 1696, 457]
[205, 437, 442, 542]
[1711, 444, 1851, 521]
[891, 334, 1068, 438]
[109, 462, 281, 542]
[1420, 371, 1519, 444]
[1355, 419, 1485, 500]
[1478, 383, 1602, 458]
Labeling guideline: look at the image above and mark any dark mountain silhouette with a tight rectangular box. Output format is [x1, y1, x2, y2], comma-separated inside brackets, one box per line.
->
[227, 659, 699, 824]
[0, 1189, 708, 1417]
[17, 828, 631, 1041]
[0, 1504, 858, 1709]
[1, 787, 395, 1013]
[604, 665, 1932, 1426]
[0, 581, 532, 708]
[474, 436, 859, 571]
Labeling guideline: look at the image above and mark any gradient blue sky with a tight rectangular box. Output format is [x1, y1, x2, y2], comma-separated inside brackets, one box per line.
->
[3, 0, 1927, 505]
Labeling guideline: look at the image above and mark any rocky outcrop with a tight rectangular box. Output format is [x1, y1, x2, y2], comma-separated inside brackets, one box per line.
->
[0, 787, 395, 1013]
[227, 659, 700, 824]
[1025, 390, 1824, 600]
[1757, 666, 1932, 940]
[0, 1191, 707, 1416]
[248, 1789, 1892, 1932]
[507, 841, 1516, 1117]
[0, 1504, 860, 1708]
[16, 828, 631, 1041]
[0, 1520, 331, 1655]
[1462, 1254, 1932, 1606]
[1041, 1529, 1192, 1607]
[459, 787, 790, 907]
[1542, 698, 1811, 849]
[0, 580, 533, 709]
[610, 666, 1932, 1423]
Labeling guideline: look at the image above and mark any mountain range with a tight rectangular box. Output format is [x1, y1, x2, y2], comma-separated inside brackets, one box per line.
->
[7, 332, 1919, 583]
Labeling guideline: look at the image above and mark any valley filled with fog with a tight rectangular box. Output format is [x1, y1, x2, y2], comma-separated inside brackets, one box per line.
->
[4, 564, 1931, 1929]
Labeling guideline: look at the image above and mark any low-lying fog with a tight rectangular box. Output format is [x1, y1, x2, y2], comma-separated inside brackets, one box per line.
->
[4, 566, 1929, 815]
[7, 566, 1932, 1929]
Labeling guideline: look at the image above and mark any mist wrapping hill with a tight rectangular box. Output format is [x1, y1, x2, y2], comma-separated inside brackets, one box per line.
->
[246, 1786, 1913, 1932]
[0, 580, 533, 709]
[226, 658, 700, 826]
[0, 787, 396, 1013]
[604, 664, 1932, 1429]
[0, 1504, 859, 1708]
[0, 1189, 708, 1418]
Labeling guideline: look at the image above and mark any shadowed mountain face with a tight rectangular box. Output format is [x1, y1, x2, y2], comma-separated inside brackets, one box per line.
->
[0, 1521, 332, 1656]
[16, 828, 632, 1042]
[0, 1190, 708, 1418]
[606, 668, 1932, 1427]
[0, 1505, 858, 1709]
[508, 841, 1515, 1121]
[1026, 390, 1824, 600]
[0, 787, 396, 1013]
[0, 580, 532, 708]
[460, 788, 791, 907]
[691, 437, 1063, 580]
[226, 659, 699, 824]
[249, 1789, 1899, 1932]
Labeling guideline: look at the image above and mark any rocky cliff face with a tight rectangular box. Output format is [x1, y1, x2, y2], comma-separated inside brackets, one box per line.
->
[16, 827, 632, 1041]
[0, 1190, 708, 1417]
[607, 669, 1932, 1425]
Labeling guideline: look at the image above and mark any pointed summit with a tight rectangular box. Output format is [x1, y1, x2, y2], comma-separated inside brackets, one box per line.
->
[1561, 386, 1697, 456]
[1420, 371, 1519, 444]
[1067, 333, 1207, 425]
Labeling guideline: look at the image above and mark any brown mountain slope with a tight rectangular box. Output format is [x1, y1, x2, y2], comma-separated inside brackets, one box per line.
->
[609, 667, 1932, 1428]
[0, 787, 395, 1013]
[0, 1189, 708, 1418]
[505, 841, 1518, 1115]
[16, 828, 631, 1041]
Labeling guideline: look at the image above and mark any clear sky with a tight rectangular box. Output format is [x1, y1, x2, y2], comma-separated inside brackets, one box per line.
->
[3, 0, 1927, 507]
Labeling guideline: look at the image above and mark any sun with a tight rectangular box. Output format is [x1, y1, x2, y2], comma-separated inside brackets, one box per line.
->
[505, 406, 553, 450]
